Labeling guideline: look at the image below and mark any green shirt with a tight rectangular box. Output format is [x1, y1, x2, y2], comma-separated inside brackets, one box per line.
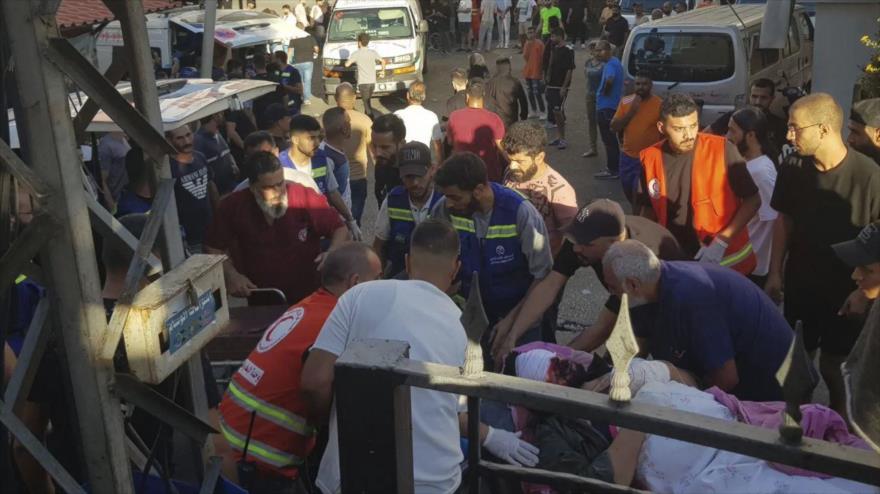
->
[540, 6, 561, 35]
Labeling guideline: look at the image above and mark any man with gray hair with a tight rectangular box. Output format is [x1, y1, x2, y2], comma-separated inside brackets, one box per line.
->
[602, 239, 793, 401]
[394, 81, 443, 163]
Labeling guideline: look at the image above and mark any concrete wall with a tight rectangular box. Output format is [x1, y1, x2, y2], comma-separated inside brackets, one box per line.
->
[812, 0, 880, 120]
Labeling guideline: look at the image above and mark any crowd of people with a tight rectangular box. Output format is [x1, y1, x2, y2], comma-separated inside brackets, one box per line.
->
[5, 1, 880, 493]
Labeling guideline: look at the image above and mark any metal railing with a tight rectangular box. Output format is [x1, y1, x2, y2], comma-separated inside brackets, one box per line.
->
[333, 338, 880, 493]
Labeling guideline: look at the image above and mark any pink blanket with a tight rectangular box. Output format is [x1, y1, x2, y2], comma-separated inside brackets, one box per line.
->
[707, 386, 872, 478]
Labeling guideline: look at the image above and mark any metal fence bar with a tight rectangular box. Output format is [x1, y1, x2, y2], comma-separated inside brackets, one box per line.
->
[478, 461, 650, 494]
[337, 340, 880, 487]
[466, 396, 481, 494]
[3, 296, 50, 414]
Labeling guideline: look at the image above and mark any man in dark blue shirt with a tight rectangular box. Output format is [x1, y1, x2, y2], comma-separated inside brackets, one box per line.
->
[602, 239, 793, 401]
[166, 124, 216, 252]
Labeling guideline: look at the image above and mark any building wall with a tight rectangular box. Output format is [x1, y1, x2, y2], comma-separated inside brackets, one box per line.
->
[813, 0, 880, 119]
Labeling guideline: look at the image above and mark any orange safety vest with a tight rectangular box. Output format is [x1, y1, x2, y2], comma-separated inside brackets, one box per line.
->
[218, 289, 337, 478]
[640, 133, 756, 275]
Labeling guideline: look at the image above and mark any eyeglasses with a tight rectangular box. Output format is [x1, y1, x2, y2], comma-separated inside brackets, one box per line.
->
[787, 122, 822, 134]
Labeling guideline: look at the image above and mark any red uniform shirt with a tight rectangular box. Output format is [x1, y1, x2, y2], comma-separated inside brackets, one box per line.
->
[205, 183, 343, 304]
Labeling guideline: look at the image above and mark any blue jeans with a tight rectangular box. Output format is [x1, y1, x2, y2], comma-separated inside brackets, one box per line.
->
[349, 178, 367, 225]
[293, 61, 314, 101]
[525, 79, 545, 113]
[619, 152, 642, 204]
[597, 108, 619, 173]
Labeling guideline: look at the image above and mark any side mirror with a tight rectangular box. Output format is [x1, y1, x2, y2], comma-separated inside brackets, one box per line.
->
[418, 19, 429, 34]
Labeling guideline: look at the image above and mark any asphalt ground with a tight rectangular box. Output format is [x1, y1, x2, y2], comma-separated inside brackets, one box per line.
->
[301, 43, 622, 340]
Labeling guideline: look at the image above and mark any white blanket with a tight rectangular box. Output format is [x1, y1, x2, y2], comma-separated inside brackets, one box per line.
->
[633, 382, 879, 494]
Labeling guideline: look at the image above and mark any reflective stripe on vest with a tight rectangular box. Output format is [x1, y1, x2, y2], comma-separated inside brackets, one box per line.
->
[388, 207, 414, 222]
[720, 241, 753, 268]
[486, 224, 517, 239]
[15, 274, 26, 284]
[219, 418, 304, 468]
[226, 380, 316, 437]
[450, 215, 476, 233]
[311, 166, 327, 179]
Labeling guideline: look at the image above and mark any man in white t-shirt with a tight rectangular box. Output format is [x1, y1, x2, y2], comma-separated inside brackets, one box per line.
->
[516, 0, 536, 49]
[725, 107, 778, 286]
[393, 81, 443, 164]
[302, 219, 540, 494]
[294, 0, 309, 28]
[457, 0, 473, 50]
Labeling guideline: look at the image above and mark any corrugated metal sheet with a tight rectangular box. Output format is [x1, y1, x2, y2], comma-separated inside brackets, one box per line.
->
[56, 0, 182, 29]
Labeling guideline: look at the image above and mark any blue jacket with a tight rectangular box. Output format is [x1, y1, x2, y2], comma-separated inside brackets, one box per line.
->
[451, 182, 533, 322]
[385, 186, 443, 277]
[279, 148, 330, 195]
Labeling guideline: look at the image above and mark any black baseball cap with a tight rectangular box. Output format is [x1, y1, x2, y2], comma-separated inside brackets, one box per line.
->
[398, 141, 432, 177]
[833, 223, 880, 267]
[563, 199, 625, 245]
[850, 98, 880, 128]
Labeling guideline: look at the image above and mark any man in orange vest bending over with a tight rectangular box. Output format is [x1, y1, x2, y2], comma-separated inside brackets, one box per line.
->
[636, 94, 760, 276]
[218, 243, 382, 492]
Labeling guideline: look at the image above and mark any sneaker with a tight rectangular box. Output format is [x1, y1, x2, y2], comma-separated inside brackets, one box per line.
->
[539, 112, 548, 120]
[303, 100, 312, 106]
[548, 138, 561, 146]
[593, 169, 619, 180]
[581, 149, 597, 157]
[581, 43, 586, 49]
[556, 139, 568, 150]
[545, 122, 557, 129]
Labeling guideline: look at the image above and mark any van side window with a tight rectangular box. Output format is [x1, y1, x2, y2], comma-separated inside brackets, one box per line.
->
[750, 34, 780, 74]
[785, 21, 800, 57]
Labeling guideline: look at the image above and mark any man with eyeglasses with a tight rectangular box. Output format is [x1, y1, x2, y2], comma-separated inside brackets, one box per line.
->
[766, 93, 880, 419]
[205, 151, 350, 305]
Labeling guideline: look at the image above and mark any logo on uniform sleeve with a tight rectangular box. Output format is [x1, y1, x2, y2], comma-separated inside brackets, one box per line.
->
[576, 207, 591, 223]
[256, 307, 305, 353]
[237, 359, 265, 385]
[495, 245, 505, 256]
[298, 227, 308, 242]
[648, 178, 661, 199]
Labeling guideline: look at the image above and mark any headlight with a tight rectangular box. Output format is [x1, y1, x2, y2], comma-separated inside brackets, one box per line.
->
[393, 54, 414, 64]
[324, 58, 341, 66]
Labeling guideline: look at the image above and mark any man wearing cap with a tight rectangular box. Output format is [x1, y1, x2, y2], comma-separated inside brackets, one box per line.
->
[833, 222, 880, 446]
[848, 98, 880, 165]
[432, 153, 552, 368]
[373, 142, 444, 277]
[491, 199, 683, 363]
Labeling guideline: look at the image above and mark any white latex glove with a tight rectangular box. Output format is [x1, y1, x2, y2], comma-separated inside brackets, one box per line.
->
[346, 220, 363, 242]
[625, 358, 671, 394]
[483, 427, 540, 467]
[694, 237, 728, 264]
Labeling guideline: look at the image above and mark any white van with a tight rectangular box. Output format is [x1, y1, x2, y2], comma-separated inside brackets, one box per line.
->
[322, 0, 428, 101]
[622, 5, 814, 125]
[96, 9, 296, 75]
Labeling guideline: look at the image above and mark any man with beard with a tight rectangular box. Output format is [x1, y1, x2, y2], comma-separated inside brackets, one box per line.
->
[707, 79, 788, 154]
[725, 107, 779, 287]
[281, 114, 362, 240]
[432, 153, 553, 368]
[636, 94, 760, 276]
[371, 113, 407, 204]
[603, 240, 793, 401]
[847, 98, 880, 165]
[373, 142, 444, 277]
[766, 93, 880, 417]
[205, 151, 349, 304]
[166, 124, 217, 253]
[610, 72, 662, 204]
[491, 199, 682, 363]
[501, 121, 577, 255]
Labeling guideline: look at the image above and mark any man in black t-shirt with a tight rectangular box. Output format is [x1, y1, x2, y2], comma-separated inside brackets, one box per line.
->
[485, 57, 529, 127]
[545, 27, 575, 149]
[490, 199, 683, 363]
[251, 53, 284, 124]
[166, 124, 216, 253]
[766, 93, 880, 418]
[602, 5, 629, 57]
